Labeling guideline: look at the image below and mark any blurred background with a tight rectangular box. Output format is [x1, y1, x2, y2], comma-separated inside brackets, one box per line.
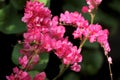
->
[0, 0, 120, 80]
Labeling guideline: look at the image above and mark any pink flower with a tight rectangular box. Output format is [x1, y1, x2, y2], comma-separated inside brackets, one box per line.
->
[41, 34, 53, 52]
[108, 57, 112, 64]
[87, 24, 111, 54]
[13, 67, 19, 74]
[97, 29, 111, 54]
[23, 27, 41, 43]
[22, 1, 51, 28]
[50, 16, 65, 39]
[6, 67, 31, 80]
[82, 6, 89, 13]
[33, 72, 46, 80]
[19, 55, 28, 69]
[32, 54, 40, 64]
[71, 63, 81, 72]
[63, 47, 82, 65]
[86, 0, 102, 10]
[54, 39, 71, 58]
[53, 39, 82, 72]
[60, 11, 88, 28]
[88, 24, 102, 43]
[73, 28, 84, 39]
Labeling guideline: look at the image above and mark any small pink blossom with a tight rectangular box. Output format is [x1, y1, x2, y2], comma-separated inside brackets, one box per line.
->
[19, 55, 28, 69]
[108, 57, 112, 64]
[71, 63, 81, 72]
[23, 27, 41, 43]
[33, 72, 46, 80]
[88, 24, 102, 43]
[73, 28, 84, 39]
[32, 54, 40, 64]
[86, 0, 102, 11]
[97, 29, 111, 54]
[13, 67, 19, 74]
[82, 6, 89, 13]
[41, 34, 53, 52]
[50, 16, 65, 39]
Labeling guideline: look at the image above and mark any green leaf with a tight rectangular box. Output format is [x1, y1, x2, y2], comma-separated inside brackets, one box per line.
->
[28, 70, 39, 79]
[81, 49, 103, 75]
[0, 5, 26, 34]
[0, 4, 10, 26]
[10, 0, 26, 10]
[38, 0, 50, 7]
[12, 44, 22, 65]
[33, 52, 49, 72]
[46, 0, 50, 8]
[63, 72, 80, 80]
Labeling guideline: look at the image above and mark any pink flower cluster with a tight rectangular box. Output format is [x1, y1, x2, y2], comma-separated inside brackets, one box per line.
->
[6, 0, 112, 79]
[6, 67, 46, 80]
[53, 38, 82, 72]
[88, 24, 111, 55]
[60, 11, 110, 55]
[82, 0, 102, 13]
[21, 0, 82, 72]
[33, 72, 46, 80]
[22, 1, 51, 29]
[60, 11, 88, 28]
[6, 67, 31, 80]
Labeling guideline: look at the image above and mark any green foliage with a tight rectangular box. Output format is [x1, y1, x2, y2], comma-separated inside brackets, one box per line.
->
[38, 0, 51, 7]
[12, 43, 49, 72]
[81, 49, 103, 75]
[46, 0, 51, 8]
[12, 44, 22, 65]
[63, 72, 80, 80]
[0, 0, 51, 34]
[33, 52, 49, 72]
[0, 4, 26, 34]
[0, 4, 10, 27]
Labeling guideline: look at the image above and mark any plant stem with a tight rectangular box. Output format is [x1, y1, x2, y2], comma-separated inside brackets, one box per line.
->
[53, 64, 69, 80]
[106, 55, 113, 80]
[79, 37, 88, 48]
[90, 13, 95, 24]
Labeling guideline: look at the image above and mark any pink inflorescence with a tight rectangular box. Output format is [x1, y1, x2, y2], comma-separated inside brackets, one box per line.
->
[88, 24, 111, 54]
[6, 67, 46, 80]
[82, 0, 102, 13]
[22, 1, 51, 29]
[33, 72, 46, 80]
[6, 67, 32, 80]
[60, 11, 110, 55]
[20, 0, 82, 72]
[7, 0, 111, 79]
[20, 0, 110, 72]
